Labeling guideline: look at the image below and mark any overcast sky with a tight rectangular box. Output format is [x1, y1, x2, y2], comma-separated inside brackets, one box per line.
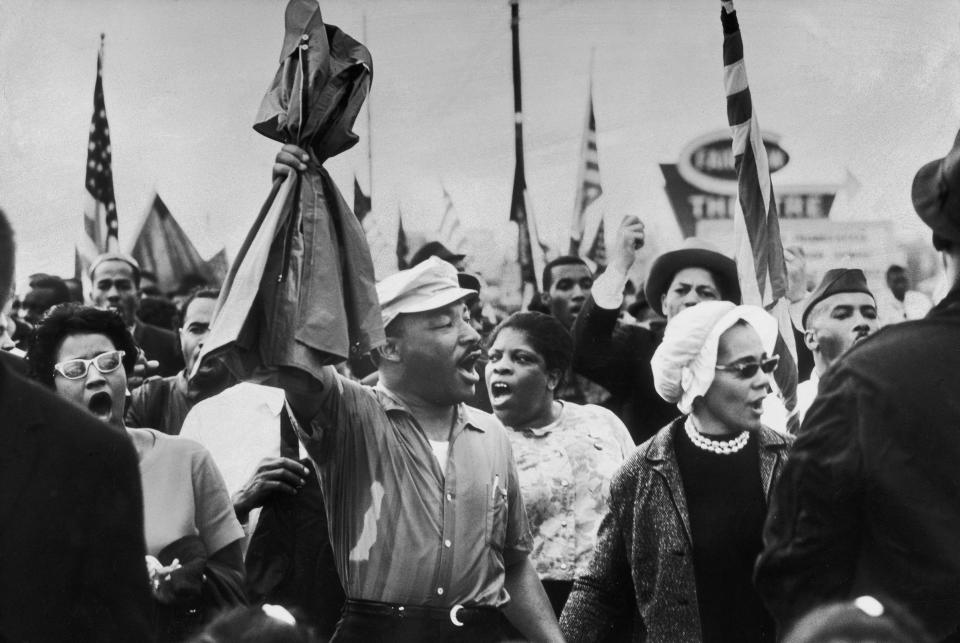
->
[2, 0, 959, 288]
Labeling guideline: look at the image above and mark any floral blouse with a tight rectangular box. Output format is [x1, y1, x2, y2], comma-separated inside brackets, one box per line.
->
[505, 402, 635, 581]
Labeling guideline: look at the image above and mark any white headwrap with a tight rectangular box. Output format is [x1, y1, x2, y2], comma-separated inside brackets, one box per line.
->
[651, 301, 778, 414]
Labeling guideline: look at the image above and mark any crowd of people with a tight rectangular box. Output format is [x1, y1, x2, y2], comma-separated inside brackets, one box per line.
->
[3, 122, 960, 642]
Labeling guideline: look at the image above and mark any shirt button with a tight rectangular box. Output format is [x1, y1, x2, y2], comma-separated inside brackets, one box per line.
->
[560, 563, 567, 570]
[436, 587, 444, 596]
[444, 539, 452, 548]
[446, 493, 454, 501]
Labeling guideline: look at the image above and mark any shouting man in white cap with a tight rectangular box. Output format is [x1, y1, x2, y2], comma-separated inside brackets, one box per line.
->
[274, 147, 561, 643]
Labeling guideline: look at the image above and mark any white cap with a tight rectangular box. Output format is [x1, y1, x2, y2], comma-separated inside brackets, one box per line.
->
[376, 256, 477, 328]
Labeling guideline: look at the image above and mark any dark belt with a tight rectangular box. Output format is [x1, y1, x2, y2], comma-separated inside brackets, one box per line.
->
[343, 599, 500, 628]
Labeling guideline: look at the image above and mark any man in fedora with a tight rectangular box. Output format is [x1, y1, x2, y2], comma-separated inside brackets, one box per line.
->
[794, 268, 879, 424]
[756, 129, 960, 641]
[571, 215, 741, 444]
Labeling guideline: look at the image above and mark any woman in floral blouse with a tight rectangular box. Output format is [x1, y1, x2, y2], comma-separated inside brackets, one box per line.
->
[485, 311, 634, 616]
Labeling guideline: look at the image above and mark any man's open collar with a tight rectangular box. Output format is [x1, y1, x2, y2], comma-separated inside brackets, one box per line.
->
[375, 383, 485, 433]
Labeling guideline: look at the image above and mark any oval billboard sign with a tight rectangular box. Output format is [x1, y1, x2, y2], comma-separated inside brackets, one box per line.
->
[676, 130, 789, 194]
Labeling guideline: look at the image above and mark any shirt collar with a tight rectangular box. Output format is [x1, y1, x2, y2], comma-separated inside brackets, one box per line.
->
[375, 383, 485, 433]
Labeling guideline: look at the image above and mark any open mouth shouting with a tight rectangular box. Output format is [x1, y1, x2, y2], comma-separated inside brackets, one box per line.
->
[489, 380, 512, 402]
[747, 397, 765, 417]
[456, 348, 483, 384]
[87, 390, 114, 423]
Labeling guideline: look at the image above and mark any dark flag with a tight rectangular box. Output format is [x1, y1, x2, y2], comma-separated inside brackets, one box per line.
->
[396, 208, 409, 270]
[509, 0, 543, 302]
[78, 34, 119, 275]
[721, 0, 799, 430]
[353, 175, 371, 224]
[130, 193, 216, 293]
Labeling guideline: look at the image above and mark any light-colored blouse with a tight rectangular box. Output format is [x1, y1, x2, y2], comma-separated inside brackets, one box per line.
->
[129, 428, 244, 557]
[505, 402, 634, 581]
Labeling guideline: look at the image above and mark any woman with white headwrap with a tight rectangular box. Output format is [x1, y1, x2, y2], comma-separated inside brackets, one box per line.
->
[561, 301, 793, 643]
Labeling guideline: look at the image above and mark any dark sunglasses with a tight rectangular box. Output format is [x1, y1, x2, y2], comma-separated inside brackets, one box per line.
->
[54, 350, 126, 380]
[715, 354, 779, 379]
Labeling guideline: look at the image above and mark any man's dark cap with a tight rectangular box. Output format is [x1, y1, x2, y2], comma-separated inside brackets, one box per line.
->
[802, 268, 874, 329]
[912, 128, 960, 243]
[409, 241, 466, 267]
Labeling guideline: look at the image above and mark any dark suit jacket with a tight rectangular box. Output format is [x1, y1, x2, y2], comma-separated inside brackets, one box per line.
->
[0, 356, 155, 642]
[134, 321, 184, 378]
[757, 288, 960, 640]
[571, 294, 679, 444]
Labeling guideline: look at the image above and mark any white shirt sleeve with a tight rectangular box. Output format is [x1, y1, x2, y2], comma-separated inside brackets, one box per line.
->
[591, 266, 630, 310]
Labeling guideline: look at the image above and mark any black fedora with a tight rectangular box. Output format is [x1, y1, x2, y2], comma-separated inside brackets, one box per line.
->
[409, 241, 466, 268]
[912, 128, 960, 242]
[644, 238, 740, 316]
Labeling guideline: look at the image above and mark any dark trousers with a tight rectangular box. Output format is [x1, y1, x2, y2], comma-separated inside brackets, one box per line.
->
[331, 611, 507, 643]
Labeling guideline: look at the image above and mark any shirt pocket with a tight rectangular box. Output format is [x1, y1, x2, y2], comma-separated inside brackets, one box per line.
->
[486, 477, 508, 551]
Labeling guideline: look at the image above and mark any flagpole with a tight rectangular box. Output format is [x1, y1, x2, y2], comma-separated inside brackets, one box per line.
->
[509, 0, 540, 304]
[363, 12, 373, 201]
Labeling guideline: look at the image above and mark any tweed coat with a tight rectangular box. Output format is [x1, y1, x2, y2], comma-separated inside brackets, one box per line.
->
[560, 418, 792, 642]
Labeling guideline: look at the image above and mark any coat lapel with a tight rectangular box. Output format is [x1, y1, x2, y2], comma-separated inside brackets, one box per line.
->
[647, 421, 693, 546]
[0, 363, 45, 527]
[757, 427, 790, 501]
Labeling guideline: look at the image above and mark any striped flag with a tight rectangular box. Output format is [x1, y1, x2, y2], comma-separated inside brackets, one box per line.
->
[396, 208, 409, 270]
[721, 1, 798, 430]
[570, 90, 604, 260]
[353, 175, 371, 224]
[78, 34, 119, 270]
[439, 187, 468, 255]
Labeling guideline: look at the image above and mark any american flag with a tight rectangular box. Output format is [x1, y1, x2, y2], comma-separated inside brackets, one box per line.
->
[722, 1, 799, 429]
[396, 207, 409, 270]
[439, 187, 468, 255]
[570, 89, 605, 264]
[82, 35, 119, 260]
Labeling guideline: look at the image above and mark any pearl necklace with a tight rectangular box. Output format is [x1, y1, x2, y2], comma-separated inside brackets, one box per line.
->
[684, 417, 749, 455]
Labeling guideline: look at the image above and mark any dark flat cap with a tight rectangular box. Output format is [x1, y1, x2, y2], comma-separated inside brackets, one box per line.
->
[409, 241, 466, 268]
[644, 238, 740, 316]
[912, 128, 960, 243]
[801, 268, 874, 329]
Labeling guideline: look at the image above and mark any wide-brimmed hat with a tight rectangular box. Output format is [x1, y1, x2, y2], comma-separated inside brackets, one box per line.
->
[801, 268, 874, 329]
[644, 238, 740, 316]
[376, 256, 477, 328]
[409, 241, 466, 268]
[912, 128, 960, 242]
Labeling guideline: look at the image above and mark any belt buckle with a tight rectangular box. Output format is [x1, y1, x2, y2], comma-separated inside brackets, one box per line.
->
[449, 604, 464, 627]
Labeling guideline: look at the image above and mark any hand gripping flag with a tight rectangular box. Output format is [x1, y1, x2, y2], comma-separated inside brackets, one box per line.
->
[197, 0, 384, 384]
[721, 1, 799, 432]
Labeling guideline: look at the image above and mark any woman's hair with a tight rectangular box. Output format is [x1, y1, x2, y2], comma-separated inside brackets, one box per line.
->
[187, 606, 319, 643]
[782, 596, 932, 643]
[486, 311, 573, 393]
[26, 303, 138, 389]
